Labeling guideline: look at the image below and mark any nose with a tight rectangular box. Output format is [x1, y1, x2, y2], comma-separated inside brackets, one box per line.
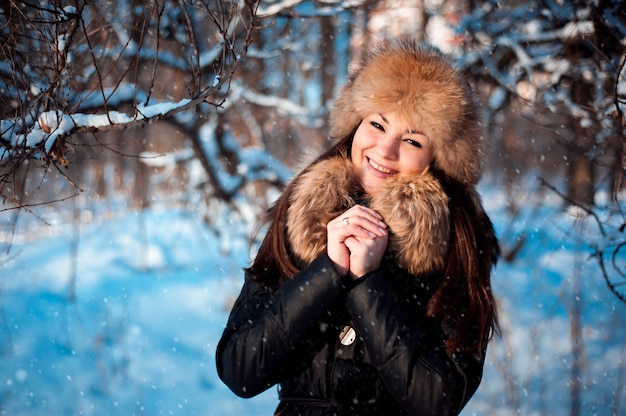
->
[377, 133, 399, 160]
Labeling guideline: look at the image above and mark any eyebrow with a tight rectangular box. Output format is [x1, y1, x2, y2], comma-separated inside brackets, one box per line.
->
[378, 114, 428, 137]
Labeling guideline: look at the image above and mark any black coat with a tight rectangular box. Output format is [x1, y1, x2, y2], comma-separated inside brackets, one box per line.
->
[216, 254, 486, 415]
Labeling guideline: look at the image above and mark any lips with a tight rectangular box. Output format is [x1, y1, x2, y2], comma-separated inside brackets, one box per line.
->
[367, 157, 397, 176]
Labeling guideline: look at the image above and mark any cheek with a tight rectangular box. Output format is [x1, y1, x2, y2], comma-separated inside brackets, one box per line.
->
[404, 151, 433, 173]
[350, 128, 369, 161]
[420, 152, 434, 168]
[418, 146, 434, 166]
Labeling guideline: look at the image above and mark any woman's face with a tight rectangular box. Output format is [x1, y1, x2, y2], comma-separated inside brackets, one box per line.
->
[351, 111, 434, 192]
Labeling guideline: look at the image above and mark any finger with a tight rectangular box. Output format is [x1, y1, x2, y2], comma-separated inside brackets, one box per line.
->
[344, 236, 388, 278]
[345, 204, 385, 225]
[338, 212, 387, 238]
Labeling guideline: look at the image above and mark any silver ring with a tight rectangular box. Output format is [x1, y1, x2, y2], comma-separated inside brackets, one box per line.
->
[343, 217, 350, 225]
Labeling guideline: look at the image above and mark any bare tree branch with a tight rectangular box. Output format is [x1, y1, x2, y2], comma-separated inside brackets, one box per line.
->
[0, 0, 260, 185]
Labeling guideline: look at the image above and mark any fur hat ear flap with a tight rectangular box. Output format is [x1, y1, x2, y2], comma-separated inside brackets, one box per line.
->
[329, 37, 485, 185]
[328, 87, 363, 144]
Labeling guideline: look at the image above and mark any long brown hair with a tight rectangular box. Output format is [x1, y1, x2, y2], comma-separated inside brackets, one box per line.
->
[429, 167, 500, 355]
[246, 135, 499, 356]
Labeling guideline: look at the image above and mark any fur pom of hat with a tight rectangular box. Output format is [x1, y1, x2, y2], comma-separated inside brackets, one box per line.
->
[286, 156, 450, 275]
[329, 38, 484, 185]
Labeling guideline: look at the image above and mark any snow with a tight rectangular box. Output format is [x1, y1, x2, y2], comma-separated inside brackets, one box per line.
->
[3, 98, 192, 159]
[1, 0, 623, 411]
[57, 34, 68, 53]
[1, 184, 624, 415]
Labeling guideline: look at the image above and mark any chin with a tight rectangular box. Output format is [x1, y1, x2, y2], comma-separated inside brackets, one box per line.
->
[363, 178, 385, 193]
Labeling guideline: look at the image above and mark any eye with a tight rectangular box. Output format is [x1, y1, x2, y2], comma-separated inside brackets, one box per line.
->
[370, 121, 384, 131]
[405, 138, 423, 148]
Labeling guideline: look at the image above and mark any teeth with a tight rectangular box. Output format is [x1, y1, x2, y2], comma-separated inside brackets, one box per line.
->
[369, 158, 395, 174]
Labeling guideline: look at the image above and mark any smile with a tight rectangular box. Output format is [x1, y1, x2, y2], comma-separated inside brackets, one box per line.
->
[368, 158, 397, 175]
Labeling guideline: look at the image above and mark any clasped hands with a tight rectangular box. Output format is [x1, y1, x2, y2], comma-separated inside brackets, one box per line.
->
[327, 204, 388, 281]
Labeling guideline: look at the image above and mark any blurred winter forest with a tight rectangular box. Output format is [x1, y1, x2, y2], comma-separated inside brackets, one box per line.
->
[2, 0, 624, 299]
[0, 0, 625, 413]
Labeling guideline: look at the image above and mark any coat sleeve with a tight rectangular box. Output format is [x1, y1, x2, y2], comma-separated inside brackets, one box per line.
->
[346, 269, 485, 416]
[216, 254, 349, 398]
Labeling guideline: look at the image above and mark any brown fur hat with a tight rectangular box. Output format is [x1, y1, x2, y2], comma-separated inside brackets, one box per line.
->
[286, 156, 450, 275]
[329, 38, 484, 185]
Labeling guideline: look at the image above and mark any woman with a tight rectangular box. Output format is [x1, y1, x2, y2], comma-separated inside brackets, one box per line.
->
[216, 37, 500, 415]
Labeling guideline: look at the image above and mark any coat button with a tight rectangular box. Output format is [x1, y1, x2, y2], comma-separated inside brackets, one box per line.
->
[339, 325, 356, 346]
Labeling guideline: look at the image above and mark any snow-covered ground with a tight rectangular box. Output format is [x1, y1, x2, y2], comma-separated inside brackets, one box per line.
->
[0, 184, 624, 415]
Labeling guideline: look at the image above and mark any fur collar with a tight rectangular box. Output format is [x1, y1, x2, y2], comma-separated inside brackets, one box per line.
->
[286, 156, 450, 275]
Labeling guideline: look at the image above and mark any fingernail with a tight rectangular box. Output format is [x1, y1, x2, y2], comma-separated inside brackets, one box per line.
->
[368, 232, 376, 237]
[378, 227, 386, 234]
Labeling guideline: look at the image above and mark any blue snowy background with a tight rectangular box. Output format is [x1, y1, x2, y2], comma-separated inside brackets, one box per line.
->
[1, 181, 624, 415]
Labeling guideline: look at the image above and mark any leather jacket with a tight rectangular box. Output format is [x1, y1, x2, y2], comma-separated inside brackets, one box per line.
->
[216, 254, 485, 415]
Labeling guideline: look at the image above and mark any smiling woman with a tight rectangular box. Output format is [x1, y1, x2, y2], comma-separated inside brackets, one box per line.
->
[351, 112, 434, 192]
[216, 37, 500, 416]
